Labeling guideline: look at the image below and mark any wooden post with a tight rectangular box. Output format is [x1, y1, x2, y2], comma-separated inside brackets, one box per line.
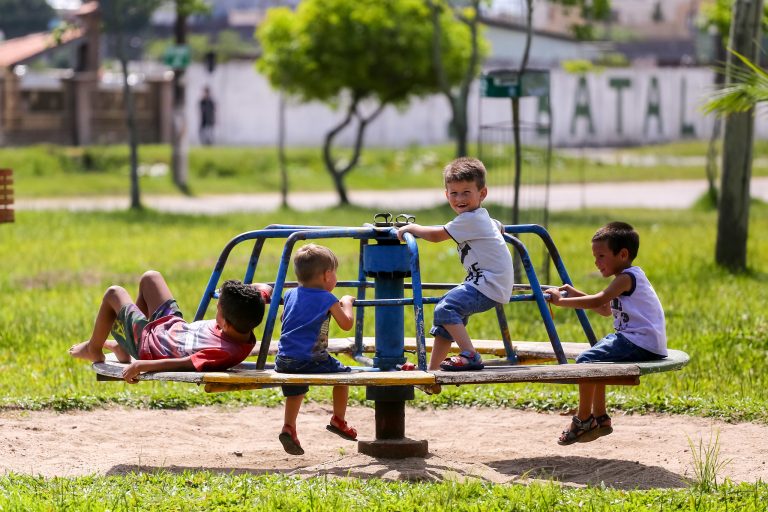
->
[0, 168, 14, 223]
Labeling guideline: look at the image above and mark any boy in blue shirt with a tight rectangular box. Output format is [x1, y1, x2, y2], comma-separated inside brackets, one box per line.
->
[275, 244, 358, 455]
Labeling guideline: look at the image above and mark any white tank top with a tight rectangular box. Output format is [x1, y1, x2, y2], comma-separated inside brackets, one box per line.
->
[611, 266, 667, 356]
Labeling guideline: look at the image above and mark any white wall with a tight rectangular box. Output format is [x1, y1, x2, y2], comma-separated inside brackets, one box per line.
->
[186, 62, 766, 148]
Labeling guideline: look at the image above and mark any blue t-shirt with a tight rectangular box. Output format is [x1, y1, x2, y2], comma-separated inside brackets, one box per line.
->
[278, 287, 339, 361]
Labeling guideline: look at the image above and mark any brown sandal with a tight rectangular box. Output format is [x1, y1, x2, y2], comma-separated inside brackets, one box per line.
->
[557, 415, 600, 445]
[279, 424, 304, 455]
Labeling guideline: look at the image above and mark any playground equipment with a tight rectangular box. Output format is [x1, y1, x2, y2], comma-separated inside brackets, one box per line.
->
[93, 214, 689, 458]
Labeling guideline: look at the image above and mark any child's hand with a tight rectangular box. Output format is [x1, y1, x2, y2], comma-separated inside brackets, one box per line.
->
[396, 224, 416, 242]
[340, 295, 355, 306]
[121, 362, 142, 384]
[253, 283, 273, 303]
[558, 284, 577, 296]
[545, 287, 562, 305]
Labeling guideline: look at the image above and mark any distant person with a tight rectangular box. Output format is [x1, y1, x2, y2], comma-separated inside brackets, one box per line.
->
[69, 270, 271, 383]
[547, 222, 667, 445]
[397, 157, 514, 371]
[199, 86, 216, 145]
[275, 244, 358, 456]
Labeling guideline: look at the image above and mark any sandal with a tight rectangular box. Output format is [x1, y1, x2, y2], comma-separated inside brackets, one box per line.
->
[594, 413, 613, 438]
[557, 415, 600, 446]
[326, 415, 357, 441]
[279, 424, 304, 456]
[440, 350, 484, 371]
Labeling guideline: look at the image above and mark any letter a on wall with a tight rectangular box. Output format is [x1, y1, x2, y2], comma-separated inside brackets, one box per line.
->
[570, 76, 595, 136]
[643, 77, 664, 136]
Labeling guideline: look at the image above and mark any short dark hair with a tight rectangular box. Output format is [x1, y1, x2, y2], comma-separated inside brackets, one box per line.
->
[294, 243, 338, 283]
[592, 221, 640, 261]
[443, 157, 487, 189]
[218, 280, 265, 334]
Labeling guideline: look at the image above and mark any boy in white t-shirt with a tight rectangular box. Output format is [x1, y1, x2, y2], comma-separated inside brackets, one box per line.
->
[547, 222, 667, 445]
[397, 157, 514, 371]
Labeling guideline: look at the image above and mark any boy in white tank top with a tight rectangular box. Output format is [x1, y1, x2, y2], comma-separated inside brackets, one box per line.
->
[547, 222, 667, 445]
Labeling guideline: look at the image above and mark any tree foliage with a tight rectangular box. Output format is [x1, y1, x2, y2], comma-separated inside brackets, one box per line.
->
[257, 0, 475, 204]
[0, 0, 54, 40]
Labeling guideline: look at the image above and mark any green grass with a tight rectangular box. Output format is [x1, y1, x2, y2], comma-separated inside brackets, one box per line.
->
[1, 205, 766, 507]
[3, 140, 767, 198]
[0, 472, 766, 511]
[1, 204, 767, 423]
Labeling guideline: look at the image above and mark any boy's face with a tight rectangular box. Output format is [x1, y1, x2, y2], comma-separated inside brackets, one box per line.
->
[591, 241, 630, 277]
[445, 180, 487, 215]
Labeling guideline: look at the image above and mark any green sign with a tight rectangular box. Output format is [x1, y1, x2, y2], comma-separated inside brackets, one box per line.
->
[163, 45, 190, 70]
[481, 69, 549, 98]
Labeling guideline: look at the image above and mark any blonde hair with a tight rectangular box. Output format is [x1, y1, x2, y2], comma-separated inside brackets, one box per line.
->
[293, 243, 339, 283]
[443, 157, 487, 189]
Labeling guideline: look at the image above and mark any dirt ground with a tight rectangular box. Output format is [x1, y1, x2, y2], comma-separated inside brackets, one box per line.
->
[1, 404, 766, 489]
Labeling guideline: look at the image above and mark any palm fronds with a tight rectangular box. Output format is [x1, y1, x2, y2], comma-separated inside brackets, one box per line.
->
[704, 49, 768, 115]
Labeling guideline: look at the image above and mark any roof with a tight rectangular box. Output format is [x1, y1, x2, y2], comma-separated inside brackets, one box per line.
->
[0, 29, 84, 68]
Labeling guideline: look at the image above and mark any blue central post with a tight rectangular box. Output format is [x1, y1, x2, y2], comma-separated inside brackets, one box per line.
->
[358, 234, 428, 458]
[364, 242, 408, 370]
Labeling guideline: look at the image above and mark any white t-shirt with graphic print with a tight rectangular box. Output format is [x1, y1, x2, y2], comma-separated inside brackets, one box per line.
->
[611, 265, 667, 356]
[444, 207, 514, 304]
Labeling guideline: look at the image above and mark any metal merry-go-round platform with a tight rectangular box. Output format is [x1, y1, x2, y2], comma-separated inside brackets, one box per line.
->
[92, 215, 689, 457]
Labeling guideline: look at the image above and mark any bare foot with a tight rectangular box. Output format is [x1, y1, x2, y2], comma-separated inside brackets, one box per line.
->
[104, 340, 131, 364]
[68, 341, 105, 363]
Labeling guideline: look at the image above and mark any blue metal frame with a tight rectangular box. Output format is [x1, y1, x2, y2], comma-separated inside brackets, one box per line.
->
[194, 222, 593, 371]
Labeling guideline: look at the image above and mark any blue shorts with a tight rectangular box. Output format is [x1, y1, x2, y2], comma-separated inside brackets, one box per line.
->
[576, 333, 666, 364]
[430, 283, 499, 342]
[275, 354, 350, 397]
[111, 299, 183, 360]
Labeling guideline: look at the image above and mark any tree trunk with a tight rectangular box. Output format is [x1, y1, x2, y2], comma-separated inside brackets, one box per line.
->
[278, 94, 289, 209]
[117, 38, 141, 210]
[716, 0, 763, 271]
[170, 6, 190, 194]
[322, 98, 386, 206]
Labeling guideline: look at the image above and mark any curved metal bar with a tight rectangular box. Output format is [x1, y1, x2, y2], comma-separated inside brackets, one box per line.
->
[254, 227, 382, 369]
[354, 239, 368, 357]
[243, 238, 266, 285]
[400, 230, 428, 371]
[195, 228, 310, 321]
[503, 233, 568, 364]
[504, 224, 597, 346]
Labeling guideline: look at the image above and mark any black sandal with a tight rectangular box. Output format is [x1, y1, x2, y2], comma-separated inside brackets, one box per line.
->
[557, 415, 599, 445]
[594, 414, 613, 438]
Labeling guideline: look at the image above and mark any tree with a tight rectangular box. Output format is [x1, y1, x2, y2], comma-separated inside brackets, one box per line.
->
[704, 0, 765, 272]
[100, 0, 163, 210]
[257, 0, 474, 205]
[426, 0, 490, 157]
[0, 0, 54, 40]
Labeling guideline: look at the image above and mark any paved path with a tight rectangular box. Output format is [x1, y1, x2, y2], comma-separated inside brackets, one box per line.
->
[15, 178, 768, 214]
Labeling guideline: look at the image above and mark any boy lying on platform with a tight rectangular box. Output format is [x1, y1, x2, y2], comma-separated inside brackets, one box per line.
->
[70, 270, 271, 383]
